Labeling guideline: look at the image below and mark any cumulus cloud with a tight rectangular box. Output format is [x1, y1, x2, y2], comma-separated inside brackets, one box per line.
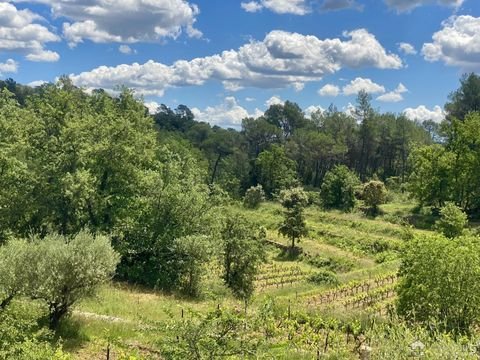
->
[318, 84, 340, 97]
[241, 0, 310, 15]
[0, 59, 18, 75]
[0, 2, 60, 62]
[265, 96, 284, 107]
[403, 105, 445, 123]
[343, 77, 386, 96]
[11, 0, 202, 46]
[144, 101, 160, 114]
[384, 0, 464, 12]
[119, 45, 136, 55]
[305, 105, 325, 118]
[70, 29, 402, 96]
[398, 42, 417, 55]
[27, 80, 48, 87]
[192, 97, 263, 128]
[422, 16, 480, 70]
[241, 1, 264, 12]
[376, 83, 408, 102]
[320, 0, 363, 12]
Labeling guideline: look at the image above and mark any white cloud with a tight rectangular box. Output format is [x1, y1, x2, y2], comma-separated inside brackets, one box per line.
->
[422, 16, 480, 70]
[384, 0, 464, 12]
[343, 77, 386, 96]
[398, 42, 417, 55]
[27, 80, 48, 87]
[318, 84, 340, 96]
[241, 1, 264, 12]
[144, 101, 159, 114]
[403, 105, 445, 123]
[265, 96, 284, 107]
[192, 97, 263, 128]
[343, 102, 356, 118]
[376, 82, 408, 102]
[0, 59, 18, 75]
[0, 3, 60, 62]
[241, 0, 310, 15]
[245, 97, 256, 102]
[119, 45, 136, 55]
[70, 29, 402, 96]
[305, 105, 325, 118]
[12, 0, 202, 46]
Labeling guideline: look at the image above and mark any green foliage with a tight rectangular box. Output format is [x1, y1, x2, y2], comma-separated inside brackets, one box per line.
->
[243, 184, 266, 209]
[435, 202, 468, 238]
[0, 302, 71, 360]
[278, 187, 309, 249]
[306, 255, 354, 273]
[173, 235, 212, 297]
[320, 165, 360, 211]
[308, 270, 339, 286]
[160, 308, 260, 360]
[221, 215, 265, 300]
[256, 145, 297, 197]
[362, 180, 388, 212]
[23, 231, 119, 329]
[397, 234, 480, 335]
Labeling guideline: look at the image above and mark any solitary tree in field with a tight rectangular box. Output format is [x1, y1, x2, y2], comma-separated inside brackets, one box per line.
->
[279, 187, 308, 251]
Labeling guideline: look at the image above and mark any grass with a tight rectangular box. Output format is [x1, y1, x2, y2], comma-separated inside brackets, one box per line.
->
[65, 197, 430, 358]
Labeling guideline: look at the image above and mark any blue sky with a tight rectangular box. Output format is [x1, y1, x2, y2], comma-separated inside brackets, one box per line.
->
[1, 0, 479, 127]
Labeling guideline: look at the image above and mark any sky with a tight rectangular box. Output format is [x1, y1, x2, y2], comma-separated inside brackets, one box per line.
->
[1, 0, 480, 128]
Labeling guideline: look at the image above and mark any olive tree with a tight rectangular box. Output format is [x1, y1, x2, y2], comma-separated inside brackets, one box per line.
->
[397, 234, 480, 335]
[28, 231, 119, 329]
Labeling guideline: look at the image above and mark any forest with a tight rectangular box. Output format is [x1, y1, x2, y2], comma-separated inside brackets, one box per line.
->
[1, 73, 480, 359]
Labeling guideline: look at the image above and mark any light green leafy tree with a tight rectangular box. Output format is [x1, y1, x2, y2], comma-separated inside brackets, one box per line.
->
[435, 202, 468, 238]
[397, 234, 480, 335]
[278, 187, 309, 250]
[320, 165, 360, 211]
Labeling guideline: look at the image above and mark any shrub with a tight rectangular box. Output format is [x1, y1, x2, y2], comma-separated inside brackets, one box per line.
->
[362, 180, 388, 213]
[397, 234, 480, 335]
[243, 185, 266, 209]
[306, 255, 354, 273]
[308, 270, 339, 286]
[27, 231, 119, 329]
[320, 165, 360, 212]
[435, 202, 467, 238]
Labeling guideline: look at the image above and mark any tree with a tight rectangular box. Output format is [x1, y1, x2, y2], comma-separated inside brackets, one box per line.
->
[264, 101, 306, 138]
[243, 185, 265, 209]
[0, 240, 31, 309]
[27, 231, 119, 329]
[362, 180, 388, 214]
[435, 203, 468, 238]
[397, 234, 480, 335]
[221, 216, 265, 301]
[278, 187, 309, 250]
[445, 73, 480, 121]
[320, 165, 360, 211]
[173, 235, 212, 297]
[255, 145, 297, 197]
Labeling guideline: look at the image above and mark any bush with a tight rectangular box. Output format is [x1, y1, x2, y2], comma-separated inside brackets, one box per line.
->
[435, 202, 467, 238]
[397, 234, 480, 335]
[243, 185, 266, 209]
[308, 270, 339, 286]
[320, 165, 360, 212]
[306, 255, 354, 273]
[278, 187, 309, 250]
[362, 180, 388, 213]
[26, 231, 119, 329]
